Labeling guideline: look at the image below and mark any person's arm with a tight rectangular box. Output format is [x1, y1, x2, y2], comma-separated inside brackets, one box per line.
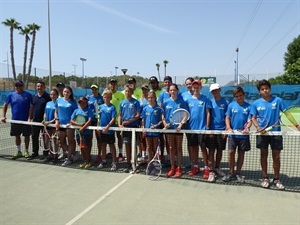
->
[225, 115, 232, 131]
[28, 104, 33, 121]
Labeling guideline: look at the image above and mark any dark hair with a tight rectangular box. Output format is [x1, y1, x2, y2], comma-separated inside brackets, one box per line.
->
[36, 81, 46, 86]
[50, 88, 59, 96]
[164, 76, 173, 82]
[256, 79, 271, 91]
[64, 86, 74, 101]
[233, 86, 245, 96]
[170, 83, 179, 91]
[185, 77, 194, 83]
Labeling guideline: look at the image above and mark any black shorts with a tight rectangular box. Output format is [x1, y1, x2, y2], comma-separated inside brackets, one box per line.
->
[100, 133, 115, 144]
[10, 123, 31, 136]
[256, 135, 283, 151]
[228, 136, 250, 151]
[76, 134, 92, 148]
[205, 134, 227, 150]
[187, 133, 206, 147]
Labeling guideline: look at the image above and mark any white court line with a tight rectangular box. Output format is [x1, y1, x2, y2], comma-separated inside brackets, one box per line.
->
[65, 174, 134, 225]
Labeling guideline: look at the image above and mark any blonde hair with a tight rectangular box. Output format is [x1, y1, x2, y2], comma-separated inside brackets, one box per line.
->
[102, 89, 113, 97]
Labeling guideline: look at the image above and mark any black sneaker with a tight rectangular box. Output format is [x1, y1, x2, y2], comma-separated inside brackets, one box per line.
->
[123, 163, 132, 173]
[43, 156, 53, 163]
[27, 153, 39, 160]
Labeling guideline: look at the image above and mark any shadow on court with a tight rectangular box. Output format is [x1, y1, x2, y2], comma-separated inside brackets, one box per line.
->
[1, 159, 299, 225]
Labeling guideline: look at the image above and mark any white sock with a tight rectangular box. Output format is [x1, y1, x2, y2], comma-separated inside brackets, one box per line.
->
[16, 146, 21, 152]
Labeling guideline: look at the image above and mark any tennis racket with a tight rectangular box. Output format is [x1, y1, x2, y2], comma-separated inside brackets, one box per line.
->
[149, 107, 164, 129]
[164, 108, 190, 129]
[263, 106, 300, 132]
[233, 116, 269, 134]
[75, 114, 86, 148]
[39, 126, 51, 152]
[146, 141, 162, 180]
[49, 131, 60, 155]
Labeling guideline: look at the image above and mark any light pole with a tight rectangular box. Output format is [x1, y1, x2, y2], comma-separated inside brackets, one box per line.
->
[48, 0, 52, 90]
[72, 64, 77, 76]
[115, 66, 118, 76]
[121, 69, 128, 85]
[80, 58, 87, 88]
[234, 60, 237, 85]
[236, 48, 239, 85]
[3, 52, 10, 89]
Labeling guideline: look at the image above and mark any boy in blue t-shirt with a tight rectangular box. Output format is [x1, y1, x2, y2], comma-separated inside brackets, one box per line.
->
[97, 90, 118, 171]
[224, 86, 251, 183]
[70, 97, 93, 169]
[118, 84, 141, 172]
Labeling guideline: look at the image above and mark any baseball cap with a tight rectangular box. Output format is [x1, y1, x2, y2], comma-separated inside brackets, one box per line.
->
[56, 82, 65, 87]
[90, 84, 99, 89]
[77, 96, 88, 103]
[192, 80, 202, 86]
[110, 78, 117, 83]
[164, 76, 172, 82]
[128, 77, 136, 83]
[14, 80, 24, 86]
[210, 83, 221, 92]
[141, 84, 150, 90]
[149, 76, 158, 83]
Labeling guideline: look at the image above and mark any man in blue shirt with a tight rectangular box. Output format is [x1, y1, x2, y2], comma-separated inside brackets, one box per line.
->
[1, 80, 32, 159]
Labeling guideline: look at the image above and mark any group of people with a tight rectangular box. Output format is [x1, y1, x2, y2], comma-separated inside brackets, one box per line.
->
[1, 77, 299, 190]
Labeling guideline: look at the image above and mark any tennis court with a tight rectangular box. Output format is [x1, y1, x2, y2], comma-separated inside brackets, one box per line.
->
[1, 159, 299, 225]
[1, 109, 300, 224]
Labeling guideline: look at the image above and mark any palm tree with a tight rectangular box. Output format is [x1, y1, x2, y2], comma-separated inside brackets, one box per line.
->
[19, 25, 31, 82]
[2, 18, 21, 80]
[163, 60, 169, 77]
[26, 23, 41, 88]
[155, 63, 161, 81]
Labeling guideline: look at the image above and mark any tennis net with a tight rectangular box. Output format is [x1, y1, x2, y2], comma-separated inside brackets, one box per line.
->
[1, 119, 300, 192]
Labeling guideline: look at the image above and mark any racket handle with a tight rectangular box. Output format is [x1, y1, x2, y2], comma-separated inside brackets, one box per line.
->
[264, 126, 273, 132]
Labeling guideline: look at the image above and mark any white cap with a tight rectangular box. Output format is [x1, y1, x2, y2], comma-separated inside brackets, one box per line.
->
[210, 83, 220, 92]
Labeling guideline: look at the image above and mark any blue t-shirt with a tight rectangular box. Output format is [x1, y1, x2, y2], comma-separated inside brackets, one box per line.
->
[181, 91, 193, 102]
[87, 94, 104, 122]
[6, 91, 32, 121]
[141, 104, 163, 137]
[250, 96, 287, 131]
[187, 95, 212, 130]
[119, 98, 141, 127]
[45, 101, 56, 122]
[139, 97, 148, 112]
[71, 107, 93, 135]
[210, 97, 229, 130]
[99, 103, 117, 135]
[226, 101, 251, 139]
[55, 98, 78, 125]
[162, 97, 188, 130]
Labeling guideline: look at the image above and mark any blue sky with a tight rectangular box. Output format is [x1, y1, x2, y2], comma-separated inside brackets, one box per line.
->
[1, 0, 299, 85]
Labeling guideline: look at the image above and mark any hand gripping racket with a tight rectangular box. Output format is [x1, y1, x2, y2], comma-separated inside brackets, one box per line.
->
[164, 108, 190, 129]
[146, 141, 162, 180]
[75, 114, 86, 148]
[149, 107, 164, 129]
[233, 116, 269, 134]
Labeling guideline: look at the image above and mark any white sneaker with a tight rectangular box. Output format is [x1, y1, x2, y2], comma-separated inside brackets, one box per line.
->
[61, 159, 72, 167]
[111, 162, 117, 171]
[208, 171, 216, 182]
[273, 179, 285, 190]
[236, 174, 245, 183]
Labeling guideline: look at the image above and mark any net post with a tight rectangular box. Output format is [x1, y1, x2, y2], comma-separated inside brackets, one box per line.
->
[131, 128, 137, 171]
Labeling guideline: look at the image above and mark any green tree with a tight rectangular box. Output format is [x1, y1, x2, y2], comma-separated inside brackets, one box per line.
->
[284, 35, 300, 71]
[26, 23, 41, 88]
[155, 63, 161, 81]
[1, 18, 21, 80]
[19, 25, 31, 81]
[163, 60, 168, 77]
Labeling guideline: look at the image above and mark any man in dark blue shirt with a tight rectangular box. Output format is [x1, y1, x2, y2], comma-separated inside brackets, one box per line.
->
[27, 81, 51, 159]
